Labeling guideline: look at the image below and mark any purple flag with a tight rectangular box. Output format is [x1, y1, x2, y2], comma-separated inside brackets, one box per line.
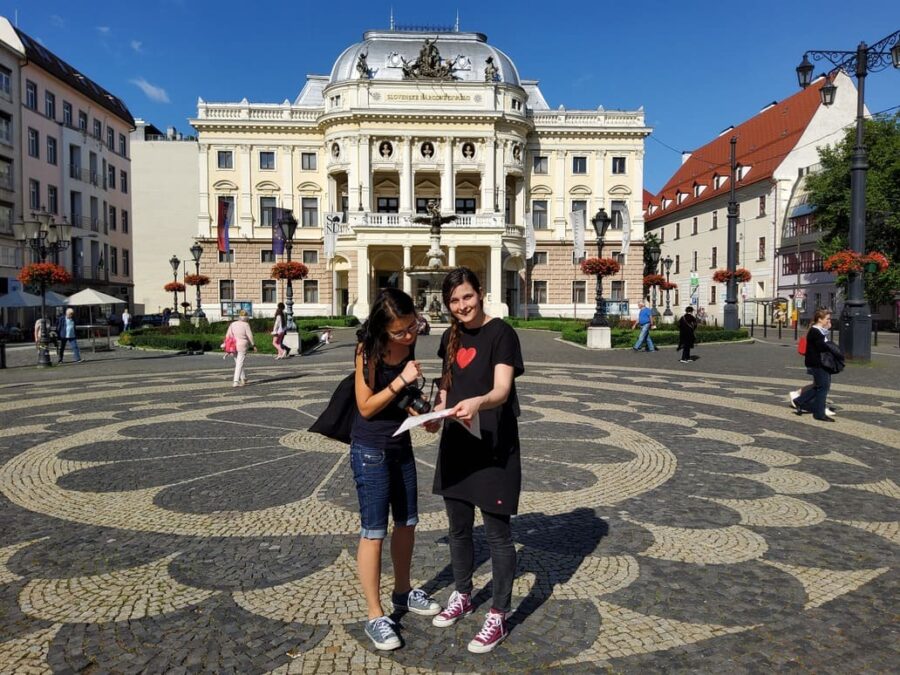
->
[272, 207, 285, 255]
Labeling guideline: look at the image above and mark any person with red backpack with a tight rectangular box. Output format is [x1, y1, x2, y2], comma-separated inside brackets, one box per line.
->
[789, 308, 839, 421]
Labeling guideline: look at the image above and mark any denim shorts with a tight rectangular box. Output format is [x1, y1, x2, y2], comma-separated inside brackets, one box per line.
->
[349, 442, 419, 539]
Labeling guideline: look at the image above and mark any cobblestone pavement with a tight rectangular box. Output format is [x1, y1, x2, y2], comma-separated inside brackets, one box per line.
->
[0, 331, 897, 673]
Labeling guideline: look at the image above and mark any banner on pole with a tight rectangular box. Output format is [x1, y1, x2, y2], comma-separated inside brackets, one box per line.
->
[271, 207, 286, 255]
[216, 197, 232, 253]
[612, 201, 632, 255]
[525, 212, 535, 260]
[324, 213, 342, 259]
[570, 209, 586, 261]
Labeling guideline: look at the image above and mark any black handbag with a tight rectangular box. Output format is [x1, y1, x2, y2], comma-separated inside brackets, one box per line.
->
[309, 372, 356, 444]
[820, 341, 845, 374]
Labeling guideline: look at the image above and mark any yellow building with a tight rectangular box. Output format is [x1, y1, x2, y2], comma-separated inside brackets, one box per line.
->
[191, 27, 650, 320]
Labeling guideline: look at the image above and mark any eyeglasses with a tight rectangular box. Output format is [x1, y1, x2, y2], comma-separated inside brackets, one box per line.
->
[388, 318, 421, 341]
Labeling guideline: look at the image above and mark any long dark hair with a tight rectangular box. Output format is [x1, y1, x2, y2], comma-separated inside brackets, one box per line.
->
[441, 267, 483, 389]
[274, 302, 285, 320]
[356, 287, 417, 369]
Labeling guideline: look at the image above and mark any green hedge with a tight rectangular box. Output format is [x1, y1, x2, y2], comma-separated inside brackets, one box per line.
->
[121, 330, 321, 354]
[156, 315, 358, 336]
[540, 323, 748, 347]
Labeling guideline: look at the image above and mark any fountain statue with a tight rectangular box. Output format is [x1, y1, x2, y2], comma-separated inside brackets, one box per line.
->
[405, 200, 456, 321]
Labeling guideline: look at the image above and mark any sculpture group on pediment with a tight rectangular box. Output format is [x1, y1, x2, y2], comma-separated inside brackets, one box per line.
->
[401, 38, 458, 80]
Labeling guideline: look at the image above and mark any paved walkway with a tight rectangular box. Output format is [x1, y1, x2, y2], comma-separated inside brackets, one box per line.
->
[0, 330, 897, 673]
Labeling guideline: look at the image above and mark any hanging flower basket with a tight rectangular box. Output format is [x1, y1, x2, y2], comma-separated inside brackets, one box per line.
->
[580, 257, 620, 277]
[18, 262, 72, 287]
[712, 267, 752, 283]
[164, 282, 186, 293]
[184, 274, 211, 286]
[271, 261, 309, 280]
[660, 281, 678, 291]
[823, 249, 889, 275]
[642, 274, 666, 287]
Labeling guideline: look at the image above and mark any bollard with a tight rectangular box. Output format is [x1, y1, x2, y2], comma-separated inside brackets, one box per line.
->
[0, 341, 5, 369]
[778, 323, 782, 339]
[750, 320, 755, 337]
[763, 321, 768, 338]
[794, 322, 799, 341]
[873, 324, 878, 346]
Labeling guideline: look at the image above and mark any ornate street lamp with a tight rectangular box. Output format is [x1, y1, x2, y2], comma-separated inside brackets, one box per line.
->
[12, 209, 72, 367]
[589, 208, 612, 327]
[277, 212, 300, 331]
[724, 137, 740, 330]
[663, 255, 674, 318]
[648, 241, 661, 316]
[190, 242, 206, 320]
[796, 29, 900, 361]
[168, 254, 180, 316]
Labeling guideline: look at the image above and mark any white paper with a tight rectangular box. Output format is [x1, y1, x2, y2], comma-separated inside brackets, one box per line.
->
[393, 409, 481, 439]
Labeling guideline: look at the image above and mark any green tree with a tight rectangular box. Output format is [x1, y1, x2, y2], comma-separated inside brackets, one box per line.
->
[806, 113, 900, 308]
[643, 232, 661, 275]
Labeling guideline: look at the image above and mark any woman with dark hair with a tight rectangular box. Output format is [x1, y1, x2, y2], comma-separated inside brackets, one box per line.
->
[790, 308, 837, 422]
[271, 302, 287, 359]
[425, 267, 525, 654]
[350, 287, 440, 650]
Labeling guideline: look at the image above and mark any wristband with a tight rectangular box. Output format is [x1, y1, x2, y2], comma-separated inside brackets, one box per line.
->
[398, 373, 411, 387]
[388, 382, 399, 395]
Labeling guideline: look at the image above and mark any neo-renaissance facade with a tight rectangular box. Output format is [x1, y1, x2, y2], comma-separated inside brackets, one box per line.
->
[191, 27, 651, 320]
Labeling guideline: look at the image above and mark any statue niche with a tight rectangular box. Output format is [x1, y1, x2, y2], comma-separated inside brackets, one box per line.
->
[401, 39, 458, 81]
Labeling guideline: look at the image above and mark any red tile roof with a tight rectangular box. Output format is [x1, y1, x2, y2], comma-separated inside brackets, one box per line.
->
[646, 78, 829, 222]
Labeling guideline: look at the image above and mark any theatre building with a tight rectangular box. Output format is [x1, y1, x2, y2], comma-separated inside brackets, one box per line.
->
[191, 26, 650, 320]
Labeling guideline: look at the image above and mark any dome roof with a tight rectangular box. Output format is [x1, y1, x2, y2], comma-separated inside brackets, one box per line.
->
[329, 30, 520, 87]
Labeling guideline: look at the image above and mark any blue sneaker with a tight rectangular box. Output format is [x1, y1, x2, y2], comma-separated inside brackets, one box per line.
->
[392, 588, 441, 616]
[364, 616, 401, 650]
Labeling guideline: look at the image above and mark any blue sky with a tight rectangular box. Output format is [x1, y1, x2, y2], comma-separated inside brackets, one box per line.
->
[3, 1, 898, 192]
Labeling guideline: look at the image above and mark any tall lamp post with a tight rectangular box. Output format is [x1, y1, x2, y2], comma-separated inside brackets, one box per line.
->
[190, 243, 206, 321]
[168, 254, 180, 317]
[796, 30, 900, 361]
[647, 242, 661, 317]
[12, 210, 72, 367]
[589, 208, 612, 327]
[663, 255, 674, 320]
[277, 211, 299, 331]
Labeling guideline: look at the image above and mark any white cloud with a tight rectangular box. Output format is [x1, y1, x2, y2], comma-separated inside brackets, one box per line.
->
[50, 15, 65, 29]
[130, 77, 170, 103]
[96, 26, 111, 35]
[130, 40, 143, 53]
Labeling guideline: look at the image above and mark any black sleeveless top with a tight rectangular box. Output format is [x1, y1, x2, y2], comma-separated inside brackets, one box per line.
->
[350, 353, 413, 450]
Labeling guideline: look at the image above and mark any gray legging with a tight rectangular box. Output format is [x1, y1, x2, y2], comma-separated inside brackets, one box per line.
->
[444, 497, 516, 613]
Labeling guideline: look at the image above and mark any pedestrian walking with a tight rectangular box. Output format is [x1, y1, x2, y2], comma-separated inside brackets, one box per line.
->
[425, 267, 525, 654]
[225, 310, 256, 386]
[631, 301, 657, 352]
[677, 306, 698, 363]
[789, 308, 840, 422]
[271, 302, 287, 359]
[350, 287, 441, 651]
[56, 308, 82, 363]
[121, 308, 131, 332]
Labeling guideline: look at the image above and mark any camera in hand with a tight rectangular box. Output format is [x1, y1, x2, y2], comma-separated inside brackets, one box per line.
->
[395, 383, 431, 414]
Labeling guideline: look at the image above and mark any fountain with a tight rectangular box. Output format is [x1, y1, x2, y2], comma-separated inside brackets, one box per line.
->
[405, 200, 456, 322]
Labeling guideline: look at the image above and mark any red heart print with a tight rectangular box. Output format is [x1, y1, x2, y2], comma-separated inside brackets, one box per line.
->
[456, 347, 477, 369]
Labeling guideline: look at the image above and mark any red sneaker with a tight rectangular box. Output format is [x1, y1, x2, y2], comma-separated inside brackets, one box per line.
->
[467, 609, 508, 653]
[431, 591, 473, 627]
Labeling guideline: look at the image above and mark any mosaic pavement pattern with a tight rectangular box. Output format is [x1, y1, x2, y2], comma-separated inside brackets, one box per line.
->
[0, 354, 898, 673]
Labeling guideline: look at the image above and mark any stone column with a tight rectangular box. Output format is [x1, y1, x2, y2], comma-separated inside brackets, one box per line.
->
[489, 245, 506, 317]
[554, 149, 566, 238]
[328, 174, 338, 212]
[359, 136, 371, 212]
[282, 145, 294, 212]
[441, 137, 454, 214]
[496, 142, 507, 218]
[399, 136, 412, 213]
[593, 150, 606, 212]
[355, 244, 370, 316]
[239, 145, 252, 228]
[514, 178, 526, 226]
[198, 144, 210, 233]
[482, 138, 496, 212]
[402, 244, 412, 293]
[448, 245, 457, 267]
[346, 138, 359, 211]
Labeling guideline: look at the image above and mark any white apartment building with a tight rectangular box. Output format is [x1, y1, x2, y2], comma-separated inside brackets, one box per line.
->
[645, 73, 856, 325]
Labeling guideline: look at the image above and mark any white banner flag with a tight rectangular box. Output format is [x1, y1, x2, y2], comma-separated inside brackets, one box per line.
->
[615, 202, 633, 256]
[324, 213, 342, 260]
[525, 211, 536, 260]
[570, 209, 586, 261]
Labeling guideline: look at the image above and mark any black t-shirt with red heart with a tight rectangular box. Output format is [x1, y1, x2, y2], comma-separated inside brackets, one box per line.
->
[434, 318, 524, 515]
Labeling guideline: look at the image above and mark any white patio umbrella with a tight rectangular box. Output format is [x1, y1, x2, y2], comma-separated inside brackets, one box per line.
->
[66, 288, 126, 325]
[0, 289, 43, 308]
